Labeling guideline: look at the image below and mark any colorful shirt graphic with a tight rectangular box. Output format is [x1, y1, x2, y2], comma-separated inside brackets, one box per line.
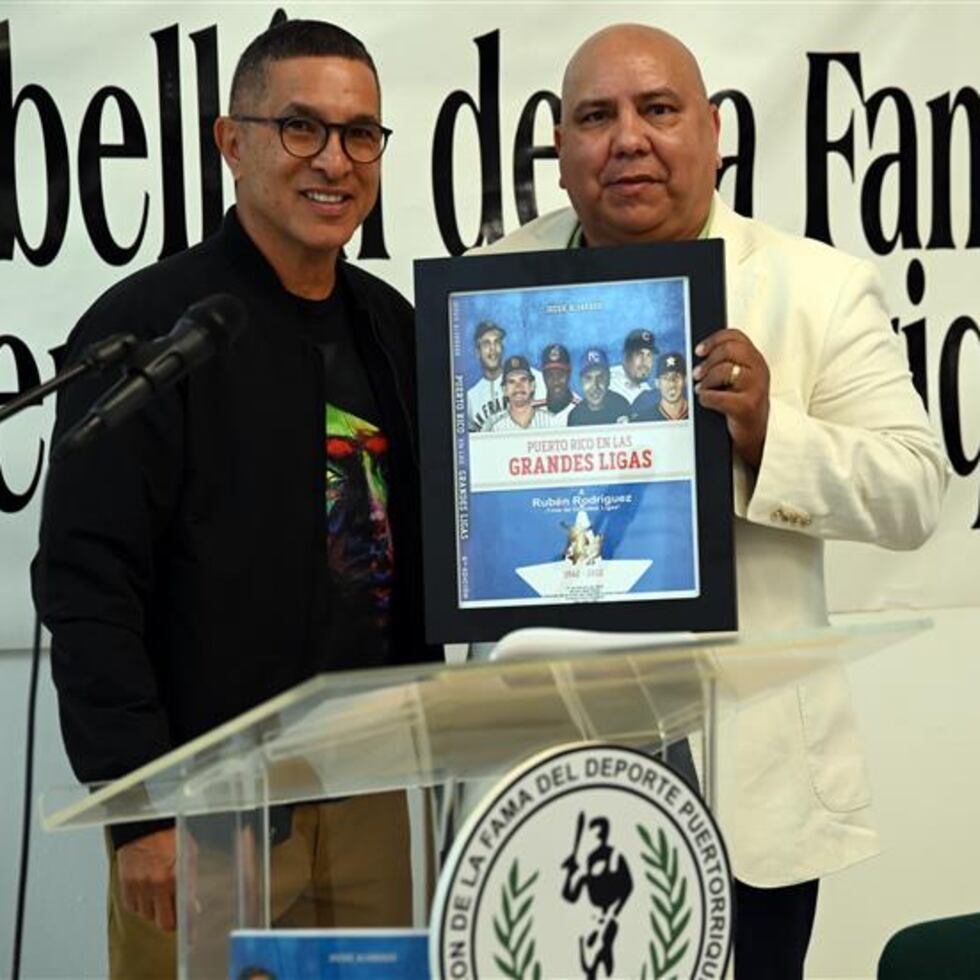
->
[325, 404, 394, 635]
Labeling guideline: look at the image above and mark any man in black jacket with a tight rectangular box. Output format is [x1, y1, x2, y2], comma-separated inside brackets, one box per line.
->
[33, 20, 434, 978]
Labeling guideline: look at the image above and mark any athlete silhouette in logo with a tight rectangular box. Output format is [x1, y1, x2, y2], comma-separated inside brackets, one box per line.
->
[560, 812, 634, 979]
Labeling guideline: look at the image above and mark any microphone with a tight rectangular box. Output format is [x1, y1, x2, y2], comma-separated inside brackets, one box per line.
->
[53, 294, 247, 460]
[77, 332, 141, 372]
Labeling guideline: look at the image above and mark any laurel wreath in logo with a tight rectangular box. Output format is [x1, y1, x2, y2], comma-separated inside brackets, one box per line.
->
[492, 858, 543, 980]
[637, 823, 692, 979]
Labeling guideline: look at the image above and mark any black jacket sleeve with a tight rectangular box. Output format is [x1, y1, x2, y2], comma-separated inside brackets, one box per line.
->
[32, 284, 185, 847]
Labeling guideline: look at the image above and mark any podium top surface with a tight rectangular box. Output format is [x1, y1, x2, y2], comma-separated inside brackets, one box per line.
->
[42, 619, 926, 832]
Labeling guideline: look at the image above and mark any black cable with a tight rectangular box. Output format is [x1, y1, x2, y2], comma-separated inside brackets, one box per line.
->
[10, 610, 42, 980]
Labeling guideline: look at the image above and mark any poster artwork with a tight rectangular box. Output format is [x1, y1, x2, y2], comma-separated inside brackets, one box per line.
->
[450, 277, 699, 609]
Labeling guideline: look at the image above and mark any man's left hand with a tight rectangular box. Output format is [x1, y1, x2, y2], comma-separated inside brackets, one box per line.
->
[693, 328, 770, 470]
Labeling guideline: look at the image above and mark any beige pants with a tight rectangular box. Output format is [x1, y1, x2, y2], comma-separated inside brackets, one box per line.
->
[107, 792, 414, 980]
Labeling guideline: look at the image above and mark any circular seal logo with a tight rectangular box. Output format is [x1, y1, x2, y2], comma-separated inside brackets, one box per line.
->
[431, 743, 732, 980]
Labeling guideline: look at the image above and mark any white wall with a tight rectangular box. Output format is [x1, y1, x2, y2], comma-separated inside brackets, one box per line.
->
[809, 606, 980, 979]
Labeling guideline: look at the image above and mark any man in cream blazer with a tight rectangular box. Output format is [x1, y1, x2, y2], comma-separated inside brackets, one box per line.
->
[472, 23, 948, 978]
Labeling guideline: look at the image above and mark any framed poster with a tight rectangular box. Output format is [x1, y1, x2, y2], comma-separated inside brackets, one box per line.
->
[414, 240, 735, 643]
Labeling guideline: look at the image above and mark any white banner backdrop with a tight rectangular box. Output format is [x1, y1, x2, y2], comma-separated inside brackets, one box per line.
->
[0, 1, 977, 647]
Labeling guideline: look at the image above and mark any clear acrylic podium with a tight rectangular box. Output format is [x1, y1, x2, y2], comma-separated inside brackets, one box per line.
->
[42, 620, 925, 979]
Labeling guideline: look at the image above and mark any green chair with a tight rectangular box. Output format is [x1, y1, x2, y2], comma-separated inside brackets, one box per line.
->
[878, 913, 980, 979]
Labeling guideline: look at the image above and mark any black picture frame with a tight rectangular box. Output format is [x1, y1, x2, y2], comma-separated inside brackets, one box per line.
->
[414, 239, 735, 643]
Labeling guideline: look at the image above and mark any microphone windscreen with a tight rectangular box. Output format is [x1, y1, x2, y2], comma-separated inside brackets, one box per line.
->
[184, 294, 248, 348]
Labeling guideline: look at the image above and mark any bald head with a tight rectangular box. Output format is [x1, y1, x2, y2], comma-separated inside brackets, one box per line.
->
[561, 25, 708, 120]
[555, 24, 720, 245]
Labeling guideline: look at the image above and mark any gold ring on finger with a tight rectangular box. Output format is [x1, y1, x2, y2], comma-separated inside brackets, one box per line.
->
[729, 362, 742, 387]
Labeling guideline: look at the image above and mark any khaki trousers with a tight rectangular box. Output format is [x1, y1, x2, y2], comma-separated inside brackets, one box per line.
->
[107, 791, 414, 980]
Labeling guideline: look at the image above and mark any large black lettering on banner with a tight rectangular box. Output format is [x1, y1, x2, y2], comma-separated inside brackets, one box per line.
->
[805, 50, 979, 252]
[512, 89, 560, 226]
[0, 16, 975, 528]
[0, 17, 225, 264]
[432, 30, 504, 255]
[0, 20, 70, 266]
[712, 89, 755, 217]
[0, 335, 45, 512]
[939, 316, 980, 529]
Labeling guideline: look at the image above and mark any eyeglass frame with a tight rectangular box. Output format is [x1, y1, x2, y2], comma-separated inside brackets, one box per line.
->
[230, 114, 393, 163]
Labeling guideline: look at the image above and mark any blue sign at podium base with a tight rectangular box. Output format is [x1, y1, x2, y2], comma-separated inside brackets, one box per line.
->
[229, 929, 429, 979]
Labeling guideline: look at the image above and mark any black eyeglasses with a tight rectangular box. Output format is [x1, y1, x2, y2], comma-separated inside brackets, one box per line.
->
[232, 114, 392, 163]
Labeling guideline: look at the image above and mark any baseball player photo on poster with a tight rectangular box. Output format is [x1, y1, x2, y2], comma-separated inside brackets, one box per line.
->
[415, 242, 737, 642]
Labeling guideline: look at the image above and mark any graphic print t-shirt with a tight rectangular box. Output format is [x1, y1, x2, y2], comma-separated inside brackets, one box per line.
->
[316, 287, 394, 668]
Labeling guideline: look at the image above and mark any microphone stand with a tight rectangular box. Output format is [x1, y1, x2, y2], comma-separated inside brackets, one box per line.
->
[0, 333, 139, 427]
[3, 332, 136, 980]
[7, 299, 243, 976]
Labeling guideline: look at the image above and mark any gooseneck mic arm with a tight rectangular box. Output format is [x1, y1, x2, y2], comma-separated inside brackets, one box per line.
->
[0, 333, 140, 427]
[52, 293, 247, 461]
